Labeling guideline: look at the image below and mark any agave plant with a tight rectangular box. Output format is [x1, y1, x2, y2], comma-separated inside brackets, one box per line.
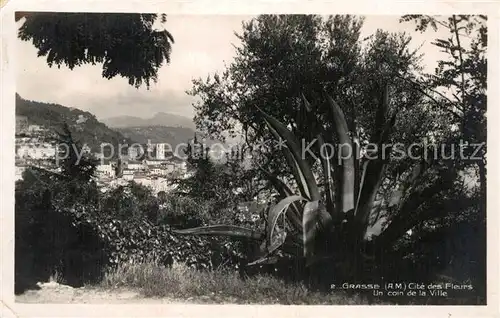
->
[173, 87, 427, 280]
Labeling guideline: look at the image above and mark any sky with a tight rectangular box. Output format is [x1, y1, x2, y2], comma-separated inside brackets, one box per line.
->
[16, 15, 449, 121]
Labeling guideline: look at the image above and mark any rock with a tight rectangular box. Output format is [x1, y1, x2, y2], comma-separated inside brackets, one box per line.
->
[36, 281, 74, 289]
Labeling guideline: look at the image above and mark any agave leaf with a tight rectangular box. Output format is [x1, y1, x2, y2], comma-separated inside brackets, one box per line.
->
[247, 255, 280, 266]
[317, 134, 336, 213]
[300, 94, 337, 216]
[264, 122, 311, 200]
[303, 200, 321, 260]
[354, 114, 397, 233]
[282, 147, 311, 200]
[268, 230, 287, 254]
[268, 195, 305, 244]
[172, 225, 262, 240]
[301, 93, 313, 111]
[259, 108, 321, 201]
[325, 94, 355, 214]
[259, 167, 303, 231]
[354, 158, 388, 229]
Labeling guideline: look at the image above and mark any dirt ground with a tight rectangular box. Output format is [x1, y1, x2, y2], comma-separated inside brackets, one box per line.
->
[15, 281, 241, 304]
[15, 282, 189, 304]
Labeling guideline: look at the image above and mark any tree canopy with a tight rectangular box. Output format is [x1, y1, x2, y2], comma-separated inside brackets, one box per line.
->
[16, 12, 174, 88]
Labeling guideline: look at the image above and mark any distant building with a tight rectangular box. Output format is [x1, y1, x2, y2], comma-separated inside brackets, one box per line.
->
[156, 143, 166, 160]
[27, 125, 44, 133]
[128, 146, 141, 160]
[122, 169, 135, 181]
[96, 163, 115, 177]
[16, 143, 56, 160]
[16, 116, 28, 134]
[126, 161, 145, 170]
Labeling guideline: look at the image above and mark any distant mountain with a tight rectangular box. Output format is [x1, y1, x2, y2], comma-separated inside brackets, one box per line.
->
[15, 94, 133, 155]
[102, 112, 196, 129]
[116, 126, 224, 149]
[116, 126, 196, 147]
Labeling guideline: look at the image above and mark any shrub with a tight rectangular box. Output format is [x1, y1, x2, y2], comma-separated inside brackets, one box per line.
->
[15, 170, 108, 292]
[15, 169, 246, 293]
[157, 194, 208, 228]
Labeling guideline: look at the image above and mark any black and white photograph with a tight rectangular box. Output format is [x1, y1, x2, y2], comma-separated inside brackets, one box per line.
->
[0, 3, 497, 316]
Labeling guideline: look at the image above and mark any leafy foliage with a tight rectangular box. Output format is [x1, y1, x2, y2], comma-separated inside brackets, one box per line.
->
[17, 12, 174, 88]
[174, 134, 264, 212]
[100, 182, 160, 223]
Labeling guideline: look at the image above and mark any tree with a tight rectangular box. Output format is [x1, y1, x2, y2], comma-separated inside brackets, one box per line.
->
[100, 182, 160, 223]
[55, 122, 98, 181]
[175, 135, 256, 209]
[16, 12, 174, 88]
[397, 14, 487, 298]
[400, 15, 486, 208]
[176, 15, 486, 300]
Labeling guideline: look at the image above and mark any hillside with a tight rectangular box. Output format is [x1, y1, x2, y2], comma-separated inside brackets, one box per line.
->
[16, 94, 133, 154]
[102, 112, 196, 130]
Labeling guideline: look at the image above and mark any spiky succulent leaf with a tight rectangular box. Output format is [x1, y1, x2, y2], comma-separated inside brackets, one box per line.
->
[268, 230, 287, 254]
[390, 159, 426, 208]
[301, 93, 313, 111]
[172, 225, 262, 240]
[316, 134, 335, 209]
[258, 107, 321, 201]
[282, 147, 311, 200]
[247, 255, 280, 266]
[325, 94, 356, 214]
[354, 111, 397, 234]
[264, 121, 311, 200]
[354, 159, 388, 228]
[303, 200, 321, 260]
[301, 94, 337, 216]
[267, 195, 305, 244]
[259, 167, 303, 231]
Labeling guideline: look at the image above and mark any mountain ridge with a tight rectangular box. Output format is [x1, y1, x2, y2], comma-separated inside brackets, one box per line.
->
[102, 112, 196, 129]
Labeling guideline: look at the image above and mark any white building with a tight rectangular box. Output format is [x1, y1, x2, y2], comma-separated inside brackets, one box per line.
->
[156, 143, 166, 160]
[27, 125, 44, 133]
[128, 146, 141, 160]
[122, 169, 135, 181]
[126, 161, 145, 170]
[16, 143, 56, 160]
[96, 163, 115, 177]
